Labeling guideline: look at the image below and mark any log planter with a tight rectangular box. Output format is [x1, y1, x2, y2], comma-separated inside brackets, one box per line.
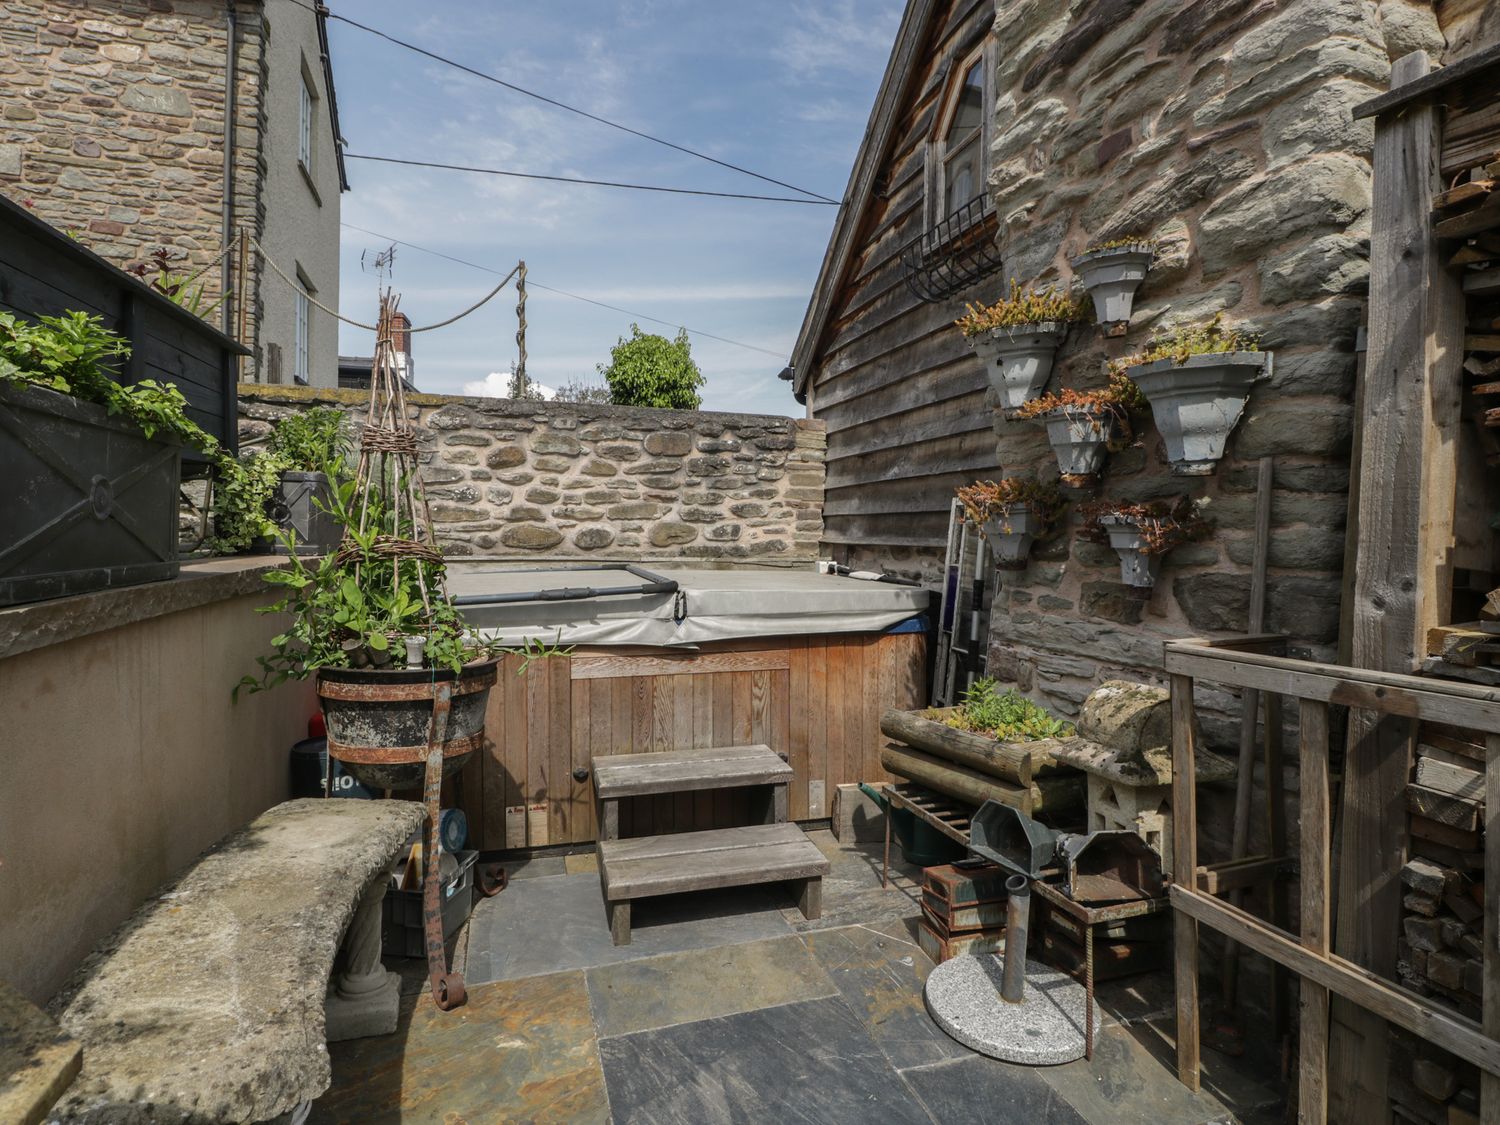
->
[971, 322, 1068, 411]
[0, 382, 182, 606]
[1070, 244, 1154, 332]
[981, 505, 1044, 570]
[1040, 407, 1114, 487]
[317, 658, 500, 791]
[1127, 351, 1268, 475]
[879, 707, 1083, 818]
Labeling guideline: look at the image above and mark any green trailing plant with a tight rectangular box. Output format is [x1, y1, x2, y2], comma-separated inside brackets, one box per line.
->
[267, 405, 348, 471]
[955, 478, 1066, 530]
[954, 279, 1086, 337]
[938, 678, 1074, 741]
[1079, 497, 1212, 556]
[0, 310, 220, 453]
[1109, 313, 1260, 375]
[209, 407, 350, 553]
[598, 324, 705, 409]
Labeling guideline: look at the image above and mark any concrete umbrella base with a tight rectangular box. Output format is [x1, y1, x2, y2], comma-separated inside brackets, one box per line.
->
[924, 953, 1098, 1066]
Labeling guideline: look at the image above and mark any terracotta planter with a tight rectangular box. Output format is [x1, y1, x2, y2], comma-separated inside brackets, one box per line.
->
[317, 658, 499, 790]
[1070, 245, 1154, 330]
[1128, 351, 1268, 475]
[1097, 515, 1161, 588]
[1042, 408, 1113, 487]
[970, 322, 1068, 411]
[981, 505, 1042, 570]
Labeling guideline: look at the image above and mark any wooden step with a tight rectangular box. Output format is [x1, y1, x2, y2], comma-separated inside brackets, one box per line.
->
[592, 744, 790, 798]
[597, 822, 829, 944]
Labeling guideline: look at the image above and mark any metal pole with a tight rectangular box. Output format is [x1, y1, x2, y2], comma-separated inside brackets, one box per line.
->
[514, 259, 527, 396]
[1001, 874, 1029, 1003]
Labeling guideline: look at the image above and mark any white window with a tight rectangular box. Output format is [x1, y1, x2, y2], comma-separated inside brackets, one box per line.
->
[298, 72, 314, 171]
[294, 270, 312, 383]
[925, 41, 995, 232]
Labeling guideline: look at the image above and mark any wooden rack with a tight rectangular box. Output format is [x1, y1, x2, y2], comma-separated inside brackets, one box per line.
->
[1167, 635, 1500, 1124]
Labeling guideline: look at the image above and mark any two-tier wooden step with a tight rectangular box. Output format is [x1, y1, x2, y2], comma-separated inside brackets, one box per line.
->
[592, 744, 827, 945]
[597, 822, 829, 945]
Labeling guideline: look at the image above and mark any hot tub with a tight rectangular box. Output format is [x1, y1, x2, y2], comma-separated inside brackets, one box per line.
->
[445, 563, 931, 850]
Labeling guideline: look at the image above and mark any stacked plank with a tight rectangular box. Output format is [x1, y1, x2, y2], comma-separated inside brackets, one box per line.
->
[1424, 620, 1500, 683]
[916, 862, 1011, 964]
[1388, 1027, 1482, 1125]
[878, 707, 1085, 818]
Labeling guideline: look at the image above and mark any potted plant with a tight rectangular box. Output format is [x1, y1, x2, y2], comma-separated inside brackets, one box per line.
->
[210, 407, 349, 556]
[1013, 372, 1144, 488]
[0, 310, 220, 605]
[1070, 237, 1156, 335]
[1080, 498, 1211, 589]
[956, 478, 1065, 570]
[1114, 315, 1268, 476]
[955, 280, 1087, 412]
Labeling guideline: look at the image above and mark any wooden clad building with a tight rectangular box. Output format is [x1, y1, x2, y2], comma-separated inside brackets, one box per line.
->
[790, 0, 1002, 582]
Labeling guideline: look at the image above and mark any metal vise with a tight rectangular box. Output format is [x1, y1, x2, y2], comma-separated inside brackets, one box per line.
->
[968, 801, 1164, 905]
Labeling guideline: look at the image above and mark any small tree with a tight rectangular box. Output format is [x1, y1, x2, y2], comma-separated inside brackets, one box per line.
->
[553, 377, 613, 405]
[598, 325, 704, 409]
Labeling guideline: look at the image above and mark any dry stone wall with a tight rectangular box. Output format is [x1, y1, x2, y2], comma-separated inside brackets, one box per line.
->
[977, 0, 1447, 729]
[238, 386, 825, 562]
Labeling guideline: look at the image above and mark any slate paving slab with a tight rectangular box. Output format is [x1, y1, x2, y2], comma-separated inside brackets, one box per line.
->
[465, 871, 794, 983]
[782, 833, 925, 933]
[597, 997, 933, 1124]
[899, 1055, 1087, 1124]
[311, 970, 609, 1125]
[587, 934, 838, 1039]
[803, 923, 971, 1071]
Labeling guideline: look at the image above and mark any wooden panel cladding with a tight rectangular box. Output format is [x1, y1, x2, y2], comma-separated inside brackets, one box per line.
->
[454, 630, 927, 850]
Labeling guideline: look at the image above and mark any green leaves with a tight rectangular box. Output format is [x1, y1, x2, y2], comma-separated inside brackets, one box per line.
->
[944, 679, 1074, 742]
[597, 325, 704, 410]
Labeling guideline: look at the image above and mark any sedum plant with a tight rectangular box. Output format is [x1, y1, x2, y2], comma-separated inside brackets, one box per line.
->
[955, 279, 1086, 337]
[1079, 497, 1212, 556]
[1080, 235, 1158, 255]
[940, 678, 1074, 741]
[956, 477, 1065, 527]
[1012, 369, 1145, 422]
[1109, 313, 1260, 375]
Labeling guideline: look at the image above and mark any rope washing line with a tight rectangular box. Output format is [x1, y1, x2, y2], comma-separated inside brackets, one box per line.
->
[250, 234, 520, 333]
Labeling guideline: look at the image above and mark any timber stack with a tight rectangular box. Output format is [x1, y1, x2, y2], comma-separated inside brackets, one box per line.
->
[1391, 729, 1488, 1124]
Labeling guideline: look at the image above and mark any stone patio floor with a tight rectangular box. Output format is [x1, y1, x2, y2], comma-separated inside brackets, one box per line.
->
[311, 830, 1285, 1124]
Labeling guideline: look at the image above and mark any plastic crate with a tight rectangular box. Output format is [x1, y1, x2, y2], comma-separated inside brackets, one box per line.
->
[381, 849, 477, 958]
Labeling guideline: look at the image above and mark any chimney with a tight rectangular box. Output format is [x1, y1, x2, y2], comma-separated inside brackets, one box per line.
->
[389, 311, 412, 357]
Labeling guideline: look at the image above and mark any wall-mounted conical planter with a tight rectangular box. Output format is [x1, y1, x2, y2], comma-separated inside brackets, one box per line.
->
[1096, 514, 1160, 588]
[1071, 245, 1154, 334]
[973, 322, 1068, 411]
[1042, 408, 1113, 488]
[982, 505, 1041, 570]
[1128, 351, 1268, 475]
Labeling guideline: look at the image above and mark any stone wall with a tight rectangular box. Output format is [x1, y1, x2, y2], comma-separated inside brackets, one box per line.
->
[238, 386, 826, 562]
[977, 0, 1446, 733]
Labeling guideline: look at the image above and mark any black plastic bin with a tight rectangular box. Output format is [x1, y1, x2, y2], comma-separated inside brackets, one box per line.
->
[0, 383, 182, 606]
[381, 849, 478, 958]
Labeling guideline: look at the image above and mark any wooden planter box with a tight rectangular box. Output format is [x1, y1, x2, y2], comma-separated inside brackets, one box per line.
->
[0, 383, 182, 606]
[879, 706, 1084, 817]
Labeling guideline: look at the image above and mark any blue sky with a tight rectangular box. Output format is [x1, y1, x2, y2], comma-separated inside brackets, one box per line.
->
[325, 0, 902, 416]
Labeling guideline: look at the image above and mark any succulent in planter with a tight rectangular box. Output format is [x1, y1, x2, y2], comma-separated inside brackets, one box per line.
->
[1111, 314, 1268, 476]
[1080, 497, 1211, 589]
[956, 477, 1066, 570]
[1070, 236, 1157, 334]
[1012, 372, 1145, 488]
[955, 280, 1087, 411]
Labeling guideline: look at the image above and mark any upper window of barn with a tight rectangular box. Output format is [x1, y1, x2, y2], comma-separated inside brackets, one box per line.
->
[931, 45, 991, 227]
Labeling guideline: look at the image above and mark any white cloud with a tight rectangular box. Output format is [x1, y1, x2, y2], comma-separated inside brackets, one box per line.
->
[461, 372, 556, 400]
[774, 0, 900, 79]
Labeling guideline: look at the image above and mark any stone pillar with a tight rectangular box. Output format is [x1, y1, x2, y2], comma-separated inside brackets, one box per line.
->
[324, 876, 401, 1042]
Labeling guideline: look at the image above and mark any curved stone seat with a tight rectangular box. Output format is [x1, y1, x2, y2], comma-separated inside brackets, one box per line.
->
[48, 798, 424, 1124]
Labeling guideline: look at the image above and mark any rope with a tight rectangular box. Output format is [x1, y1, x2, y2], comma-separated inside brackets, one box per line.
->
[249, 234, 520, 333]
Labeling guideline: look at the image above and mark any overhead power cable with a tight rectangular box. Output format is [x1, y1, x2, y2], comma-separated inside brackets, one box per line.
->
[344, 153, 838, 205]
[339, 221, 787, 359]
[292, 0, 838, 204]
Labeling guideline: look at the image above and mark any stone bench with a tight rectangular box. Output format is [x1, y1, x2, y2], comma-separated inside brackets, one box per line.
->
[47, 798, 425, 1124]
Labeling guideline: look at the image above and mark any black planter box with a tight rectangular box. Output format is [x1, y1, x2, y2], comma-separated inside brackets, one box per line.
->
[0, 383, 182, 606]
[272, 470, 340, 555]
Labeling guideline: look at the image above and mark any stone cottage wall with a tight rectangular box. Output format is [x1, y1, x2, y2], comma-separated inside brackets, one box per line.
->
[978, 0, 1445, 736]
[238, 386, 826, 563]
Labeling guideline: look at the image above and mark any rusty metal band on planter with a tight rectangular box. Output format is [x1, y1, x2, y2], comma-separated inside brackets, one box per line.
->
[315, 665, 497, 702]
[324, 729, 486, 764]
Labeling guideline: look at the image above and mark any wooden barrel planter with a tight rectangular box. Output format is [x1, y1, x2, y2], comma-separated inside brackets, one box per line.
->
[879, 707, 1084, 818]
[317, 659, 499, 791]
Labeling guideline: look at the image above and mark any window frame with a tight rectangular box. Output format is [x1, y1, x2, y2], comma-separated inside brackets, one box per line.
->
[924, 38, 995, 235]
[294, 267, 313, 385]
[297, 64, 316, 173]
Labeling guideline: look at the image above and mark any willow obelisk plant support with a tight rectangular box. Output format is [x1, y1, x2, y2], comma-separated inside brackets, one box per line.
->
[241, 293, 499, 1012]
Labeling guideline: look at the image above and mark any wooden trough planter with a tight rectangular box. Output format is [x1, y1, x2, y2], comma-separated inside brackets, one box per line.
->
[879, 707, 1084, 817]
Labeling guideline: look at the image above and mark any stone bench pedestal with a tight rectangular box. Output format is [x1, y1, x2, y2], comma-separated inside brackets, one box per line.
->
[325, 876, 402, 1041]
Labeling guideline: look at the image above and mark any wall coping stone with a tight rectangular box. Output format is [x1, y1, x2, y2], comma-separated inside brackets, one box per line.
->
[0, 555, 288, 662]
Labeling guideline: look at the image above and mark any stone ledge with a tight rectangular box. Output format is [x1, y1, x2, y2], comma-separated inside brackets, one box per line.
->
[0, 555, 287, 662]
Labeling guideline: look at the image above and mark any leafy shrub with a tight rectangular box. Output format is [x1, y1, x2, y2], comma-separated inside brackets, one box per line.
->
[598, 325, 704, 409]
[267, 405, 347, 472]
[954, 279, 1086, 337]
[941, 679, 1073, 741]
[210, 407, 350, 554]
